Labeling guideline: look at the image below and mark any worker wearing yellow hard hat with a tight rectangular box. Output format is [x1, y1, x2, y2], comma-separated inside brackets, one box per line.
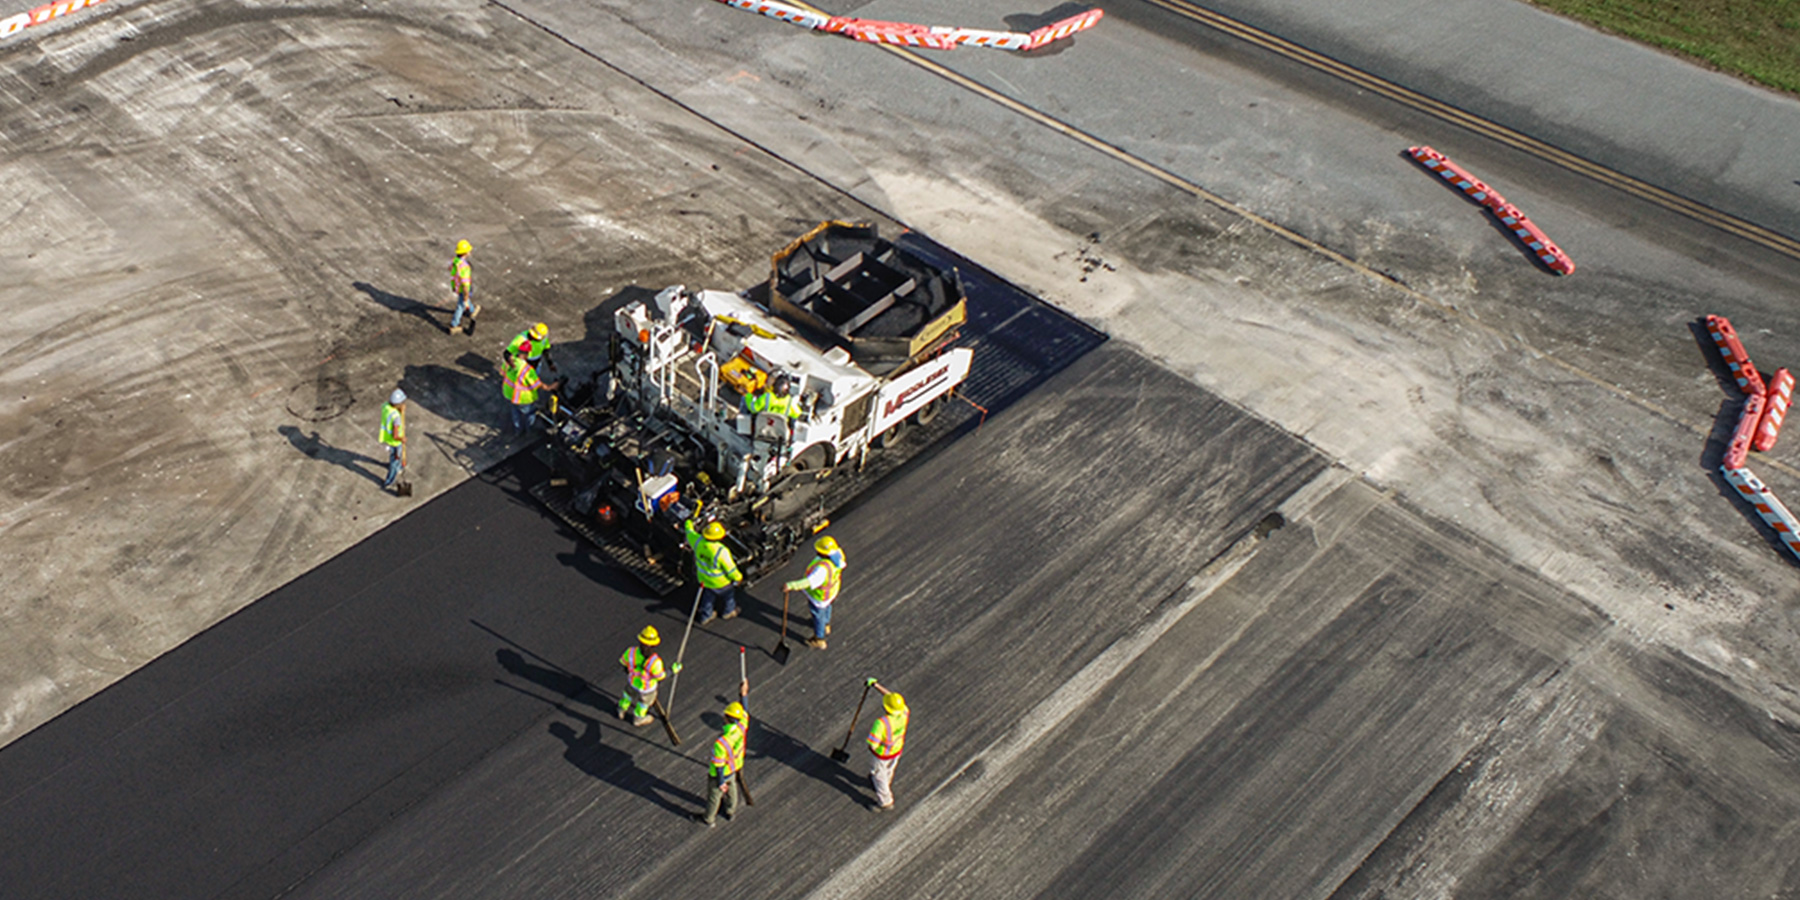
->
[448, 239, 478, 335]
[785, 534, 846, 650]
[866, 679, 909, 810]
[507, 321, 551, 364]
[684, 510, 742, 625]
[617, 625, 679, 726]
[696, 682, 750, 827]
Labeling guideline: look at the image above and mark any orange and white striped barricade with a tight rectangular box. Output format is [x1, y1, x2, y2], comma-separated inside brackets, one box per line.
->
[714, 0, 830, 30]
[1754, 367, 1794, 453]
[1721, 466, 1800, 562]
[942, 27, 1032, 50]
[1705, 314, 1766, 395]
[1024, 8, 1105, 49]
[1724, 391, 1767, 470]
[1408, 145, 1576, 275]
[827, 17, 961, 49]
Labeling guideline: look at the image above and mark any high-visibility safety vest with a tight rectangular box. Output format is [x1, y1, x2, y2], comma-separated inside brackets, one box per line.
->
[787, 551, 844, 606]
[685, 519, 742, 588]
[746, 390, 802, 420]
[710, 721, 746, 778]
[502, 355, 540, 406]
[379, 402, 404, 447]
[508, 331, 550, 361]
[869, 709, 908, 760]
[449, 255, 471, 294]
[619, 645, 667, 692]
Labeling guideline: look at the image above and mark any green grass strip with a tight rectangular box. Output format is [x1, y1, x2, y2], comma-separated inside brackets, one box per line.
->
[1525, 0, 1800, 95]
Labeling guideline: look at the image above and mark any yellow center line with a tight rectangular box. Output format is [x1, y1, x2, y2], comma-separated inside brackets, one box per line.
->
[783, 0, 1800, 480]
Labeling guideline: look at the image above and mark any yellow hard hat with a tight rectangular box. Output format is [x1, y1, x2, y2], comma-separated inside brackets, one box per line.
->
[529, 322, 548, 340]
[702, 521, 726, 541]
[815, 535, 838, 555]
[455, 239, 472, 255]
[637, 625, 660, 646]
[883, 692, 906, 714]
[723, 702, 748, 721]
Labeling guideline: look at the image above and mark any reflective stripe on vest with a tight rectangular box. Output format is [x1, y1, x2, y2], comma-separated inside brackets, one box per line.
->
[450, 256, 471, 292]
[620, 646, 666, 692]
[379, 403, 404, 446]
[869, 709, 908, 759]
[804, 555, 841, 605]
[710, 722, 746, 776]
[503, 357, 539, 405]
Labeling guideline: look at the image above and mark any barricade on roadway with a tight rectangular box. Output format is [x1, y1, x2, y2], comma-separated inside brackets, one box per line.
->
[1755, 367, 1794, 453]
[1724, 391, 1767, 470]
[1407, 145, 1576, 275]
[1721, 465, 1800, 562]
[1705, 314, 1766, 396]
[715, 0, 1101, 52]
[1024, 9, 1106, 49]
[716, 0, 830, 30]
[828, 18, 960, 50]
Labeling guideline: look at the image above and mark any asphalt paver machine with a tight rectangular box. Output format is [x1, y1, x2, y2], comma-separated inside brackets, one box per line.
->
[532, 222, 973, 593]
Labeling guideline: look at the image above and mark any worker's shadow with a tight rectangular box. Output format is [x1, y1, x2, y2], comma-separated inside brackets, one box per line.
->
[353, 281, 454, 333]
[495, 647, 607, 711]
[277, 425, 385, 485]
[549, 707, 701, 816]
[745, 711, 878, 810]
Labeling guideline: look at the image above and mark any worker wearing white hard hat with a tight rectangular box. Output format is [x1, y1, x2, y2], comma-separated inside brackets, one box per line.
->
[379, 387, 410, 495]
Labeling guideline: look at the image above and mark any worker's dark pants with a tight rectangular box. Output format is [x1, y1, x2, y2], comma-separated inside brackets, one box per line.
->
[701, 777, 738, 824]
[699, 584, 739, 619]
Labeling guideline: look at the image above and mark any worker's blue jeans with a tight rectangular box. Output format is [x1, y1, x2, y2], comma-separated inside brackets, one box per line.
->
[699, 584, 739, 620]
[383, 445, 403, 488]
[450, 291, 472, 328]
[509, 402, 533, 435]
[810, 602, 831, 639]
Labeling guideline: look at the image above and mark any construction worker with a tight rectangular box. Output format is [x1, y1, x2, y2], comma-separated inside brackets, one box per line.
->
[506, 322, 551, 366]
[684, 513, 742, 625]
[448, 240, 477, 334]
[744, 373, 804, 420]
[379, 388, 409, 494]
[617, 625, 679, 725]
[502, 350, 542, 435]
[694, 682, 749, 827]
[784, 535, 845, 649]
[866, 680, 908, 810]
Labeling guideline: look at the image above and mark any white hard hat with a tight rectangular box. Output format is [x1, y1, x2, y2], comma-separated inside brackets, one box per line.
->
[390, 388, 407, 405]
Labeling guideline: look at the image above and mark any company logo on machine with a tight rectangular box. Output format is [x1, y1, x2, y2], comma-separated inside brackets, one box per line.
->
[882, 363, 952, 419]
[1, 0, 106, 41]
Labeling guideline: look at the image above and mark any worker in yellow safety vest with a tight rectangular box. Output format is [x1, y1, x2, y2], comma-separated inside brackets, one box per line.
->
[694, 683, 749, 827]
[448, 240, 478, 334]
[866, 680, 908, 810]
[502, 352, 542, 436]
[784, 535, 845, 650]
[744, 373, 804, 420]
[617, 625, 680, 726]
[684, 515, 743, 626]
[379, 387, 409, 495]
[506, 322, 551, 366]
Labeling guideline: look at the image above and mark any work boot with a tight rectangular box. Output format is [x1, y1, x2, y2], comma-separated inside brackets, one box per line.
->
[697, 612, 717, 627]
[632, 714, 654, 727]
[720, 609, 739, 621]
[805, 638, 827, 650]
[692, 813, 713, 828]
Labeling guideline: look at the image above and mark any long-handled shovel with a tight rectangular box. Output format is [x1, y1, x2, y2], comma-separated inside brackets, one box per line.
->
[829, 680, 875, 763]
[652, 697, 682, 746]
[736, 646, 755, 806]
[664, 586, 703, 719]
[772, 588, 793, 664]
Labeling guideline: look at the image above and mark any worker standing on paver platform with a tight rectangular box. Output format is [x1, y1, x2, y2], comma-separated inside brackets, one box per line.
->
[866, 680, 908, 810]
[744, 373, 804, 420]
[501, 351, 542, 436]
[694, 682, 750, 827]
[378, 388, 409, 495]
[617, 625, 680, 726]
[784, 535, 845, 650]
[448, 240, 478, 335]
[685, 516, 742, 626]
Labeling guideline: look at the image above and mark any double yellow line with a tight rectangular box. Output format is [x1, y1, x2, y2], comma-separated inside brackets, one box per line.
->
[1141, 0, 1800, 261]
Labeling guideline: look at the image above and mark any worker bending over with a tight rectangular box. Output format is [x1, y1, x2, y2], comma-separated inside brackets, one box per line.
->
[867, 680, 908, 811]
[617, 626, 679, 726]
[785, 535, 845, 649]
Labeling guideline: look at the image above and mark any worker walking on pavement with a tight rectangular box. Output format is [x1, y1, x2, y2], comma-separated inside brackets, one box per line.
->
[378, 388, 409, 495]
[694, 681, 750, 827]
[685, 515, 742, 626]
[784, 535, 845, 649]
[617, 626, 679, 726]
[501, 350, 542, 436]
[448, 240, 478, 334]
[866, 680, 908, 810]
